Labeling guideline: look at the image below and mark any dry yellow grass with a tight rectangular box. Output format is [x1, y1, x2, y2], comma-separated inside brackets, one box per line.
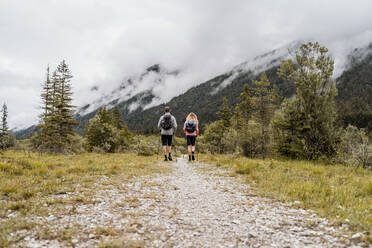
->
[200, 154, 372, 242]
[0, 150, 168, 247]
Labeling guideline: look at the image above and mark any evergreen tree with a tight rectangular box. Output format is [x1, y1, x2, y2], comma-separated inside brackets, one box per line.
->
[0, 103, 14, 150]
[272, 98, 307, 158]
[233, 84, 254, 154]
[54, 60, 76, 152]
[203, 98, 235, 154]
[85, 106, 131, 153]
[252, 73, 275, 159]
[110, 106, 125, 130]
[38, 66, 55, 150]
[33, 61, 77, 153]
[41, 66, 53, 118]
[110, 106, 131, 141]
[271, 84, 282, 106]
[278, 42, 339, 159]
[217, 97, 232, 129]
[234, 84, 254, 128]
[1, 103, 8, 133]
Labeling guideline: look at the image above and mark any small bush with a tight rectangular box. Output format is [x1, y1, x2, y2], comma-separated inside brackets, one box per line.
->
[240, 121, 261, 158]
[0, 132, 16, 150]
[130, 135, 158, 156]
[338, 125, 370, 168]
[66, 134, 86, 154]
[202, 121, 237, 154]
[85, 107, 132, 153]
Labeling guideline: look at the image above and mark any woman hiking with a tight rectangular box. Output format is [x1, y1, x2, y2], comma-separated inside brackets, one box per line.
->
[183, 112, 199, 161]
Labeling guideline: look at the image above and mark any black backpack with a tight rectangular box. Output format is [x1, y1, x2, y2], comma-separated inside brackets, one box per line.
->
[185, 120, 196, 133]
[161, 115, 173, 130]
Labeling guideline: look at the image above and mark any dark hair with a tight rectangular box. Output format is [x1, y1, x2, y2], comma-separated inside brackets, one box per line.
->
[165, 106, 170, 113]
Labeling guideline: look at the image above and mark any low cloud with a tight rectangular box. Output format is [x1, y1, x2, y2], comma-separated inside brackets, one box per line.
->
[0, 0, 372, 128]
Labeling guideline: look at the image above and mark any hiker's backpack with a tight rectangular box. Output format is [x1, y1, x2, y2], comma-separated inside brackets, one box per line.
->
[185, 120, 196, 133]
[161, 115, 173, 130]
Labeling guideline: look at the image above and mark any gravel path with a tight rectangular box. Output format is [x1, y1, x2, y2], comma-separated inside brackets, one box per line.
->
[17, 158, 364, 248]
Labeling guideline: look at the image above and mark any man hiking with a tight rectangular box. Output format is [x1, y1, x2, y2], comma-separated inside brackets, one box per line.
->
[158, 106, 177, 161]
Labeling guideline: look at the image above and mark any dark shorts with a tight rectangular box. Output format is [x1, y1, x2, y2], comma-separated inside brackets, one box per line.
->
[161, 135, 173, 146]
[186, 135, 197, 146]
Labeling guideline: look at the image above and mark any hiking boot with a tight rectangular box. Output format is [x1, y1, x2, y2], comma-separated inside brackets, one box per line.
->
[188, 156, 192, 162]
[192, 155, 195, 161]
[164, 156, 168, 161]
[168, 154, 173, 161]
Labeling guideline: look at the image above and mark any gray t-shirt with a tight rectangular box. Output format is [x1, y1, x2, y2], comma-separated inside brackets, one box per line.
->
[157, 113, 177, 135]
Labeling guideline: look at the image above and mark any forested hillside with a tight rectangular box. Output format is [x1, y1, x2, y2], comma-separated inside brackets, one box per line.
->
[121, 66, 292, 133]
[15, 43, 372, 136]
[336, 50, 372, 131]
[72, 44, 372, 135]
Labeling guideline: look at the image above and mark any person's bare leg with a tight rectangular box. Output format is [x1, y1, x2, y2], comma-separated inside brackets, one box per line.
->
[163, 146, 167, 156]
[191, 145, 196, 160]
[187, 146, 192, 161]
[167, 146, 173, 160]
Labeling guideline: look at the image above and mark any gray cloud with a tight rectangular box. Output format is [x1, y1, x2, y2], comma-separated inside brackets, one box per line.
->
[0, 0, 372, 128]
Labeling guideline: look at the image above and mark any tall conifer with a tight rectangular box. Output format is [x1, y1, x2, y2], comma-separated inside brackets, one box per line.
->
[217, 97, 232, 129]
[0, 103, 8, 133]
[278, 42, 339, 159]
[35, 61, 77, 153]
[252, 73, 275, 159]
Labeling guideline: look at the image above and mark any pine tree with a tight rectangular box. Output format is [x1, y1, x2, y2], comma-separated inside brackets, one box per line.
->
[110, 106, 125, 130]
[0, 103, 14, 150]
[252, 73, 275, 159]
[110, 106, 131, 143]
[278, 42, 339, 159]
[41, 66, 53, 118]
[272, 98, 307, 158]
[235, 84, 254, 129]
[233, 84, 254, 153]
[217, 97, 232, 129]
[1, 103, 8, 133]
[53, 60, 77, 152]
[271, 84, 282, 106]
[34, 61, 77, 153]
[38, 66, 55, 150]
[85, 107, 131, 153]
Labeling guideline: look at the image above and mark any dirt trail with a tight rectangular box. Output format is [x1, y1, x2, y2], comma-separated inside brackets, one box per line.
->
[19, 158, 361, 248]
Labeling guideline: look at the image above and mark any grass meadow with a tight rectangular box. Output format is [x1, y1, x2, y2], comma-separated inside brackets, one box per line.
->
[200, 154, 372, 242]
[0, 150, 168, 247]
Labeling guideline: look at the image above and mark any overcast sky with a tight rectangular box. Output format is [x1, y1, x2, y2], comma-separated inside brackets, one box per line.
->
[1, 0, 372, 129]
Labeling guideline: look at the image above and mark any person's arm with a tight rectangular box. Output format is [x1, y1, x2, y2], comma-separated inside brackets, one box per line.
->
[196, 123, 199, 136]
[183, 122, 186, 134]
[157, 116, 162, 129]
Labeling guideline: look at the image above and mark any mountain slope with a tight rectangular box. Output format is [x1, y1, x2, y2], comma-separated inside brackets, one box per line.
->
[122, 42, 372, 133]
[336, 43, 372, 130]
[76, 42, 300, 134]
[15, 41, 372, 137]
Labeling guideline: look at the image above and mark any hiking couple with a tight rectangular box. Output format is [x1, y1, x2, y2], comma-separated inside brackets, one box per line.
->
[157, 106, 199, 162]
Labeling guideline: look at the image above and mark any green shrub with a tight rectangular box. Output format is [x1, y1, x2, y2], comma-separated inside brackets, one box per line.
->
[85, 108, 131, 153]
[0, 132, 15, 150]
[202, 121, 237, 154]
[130, 135, 158, 156]
[338, 125, 370, 168]
[239, 120, 261, 158]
